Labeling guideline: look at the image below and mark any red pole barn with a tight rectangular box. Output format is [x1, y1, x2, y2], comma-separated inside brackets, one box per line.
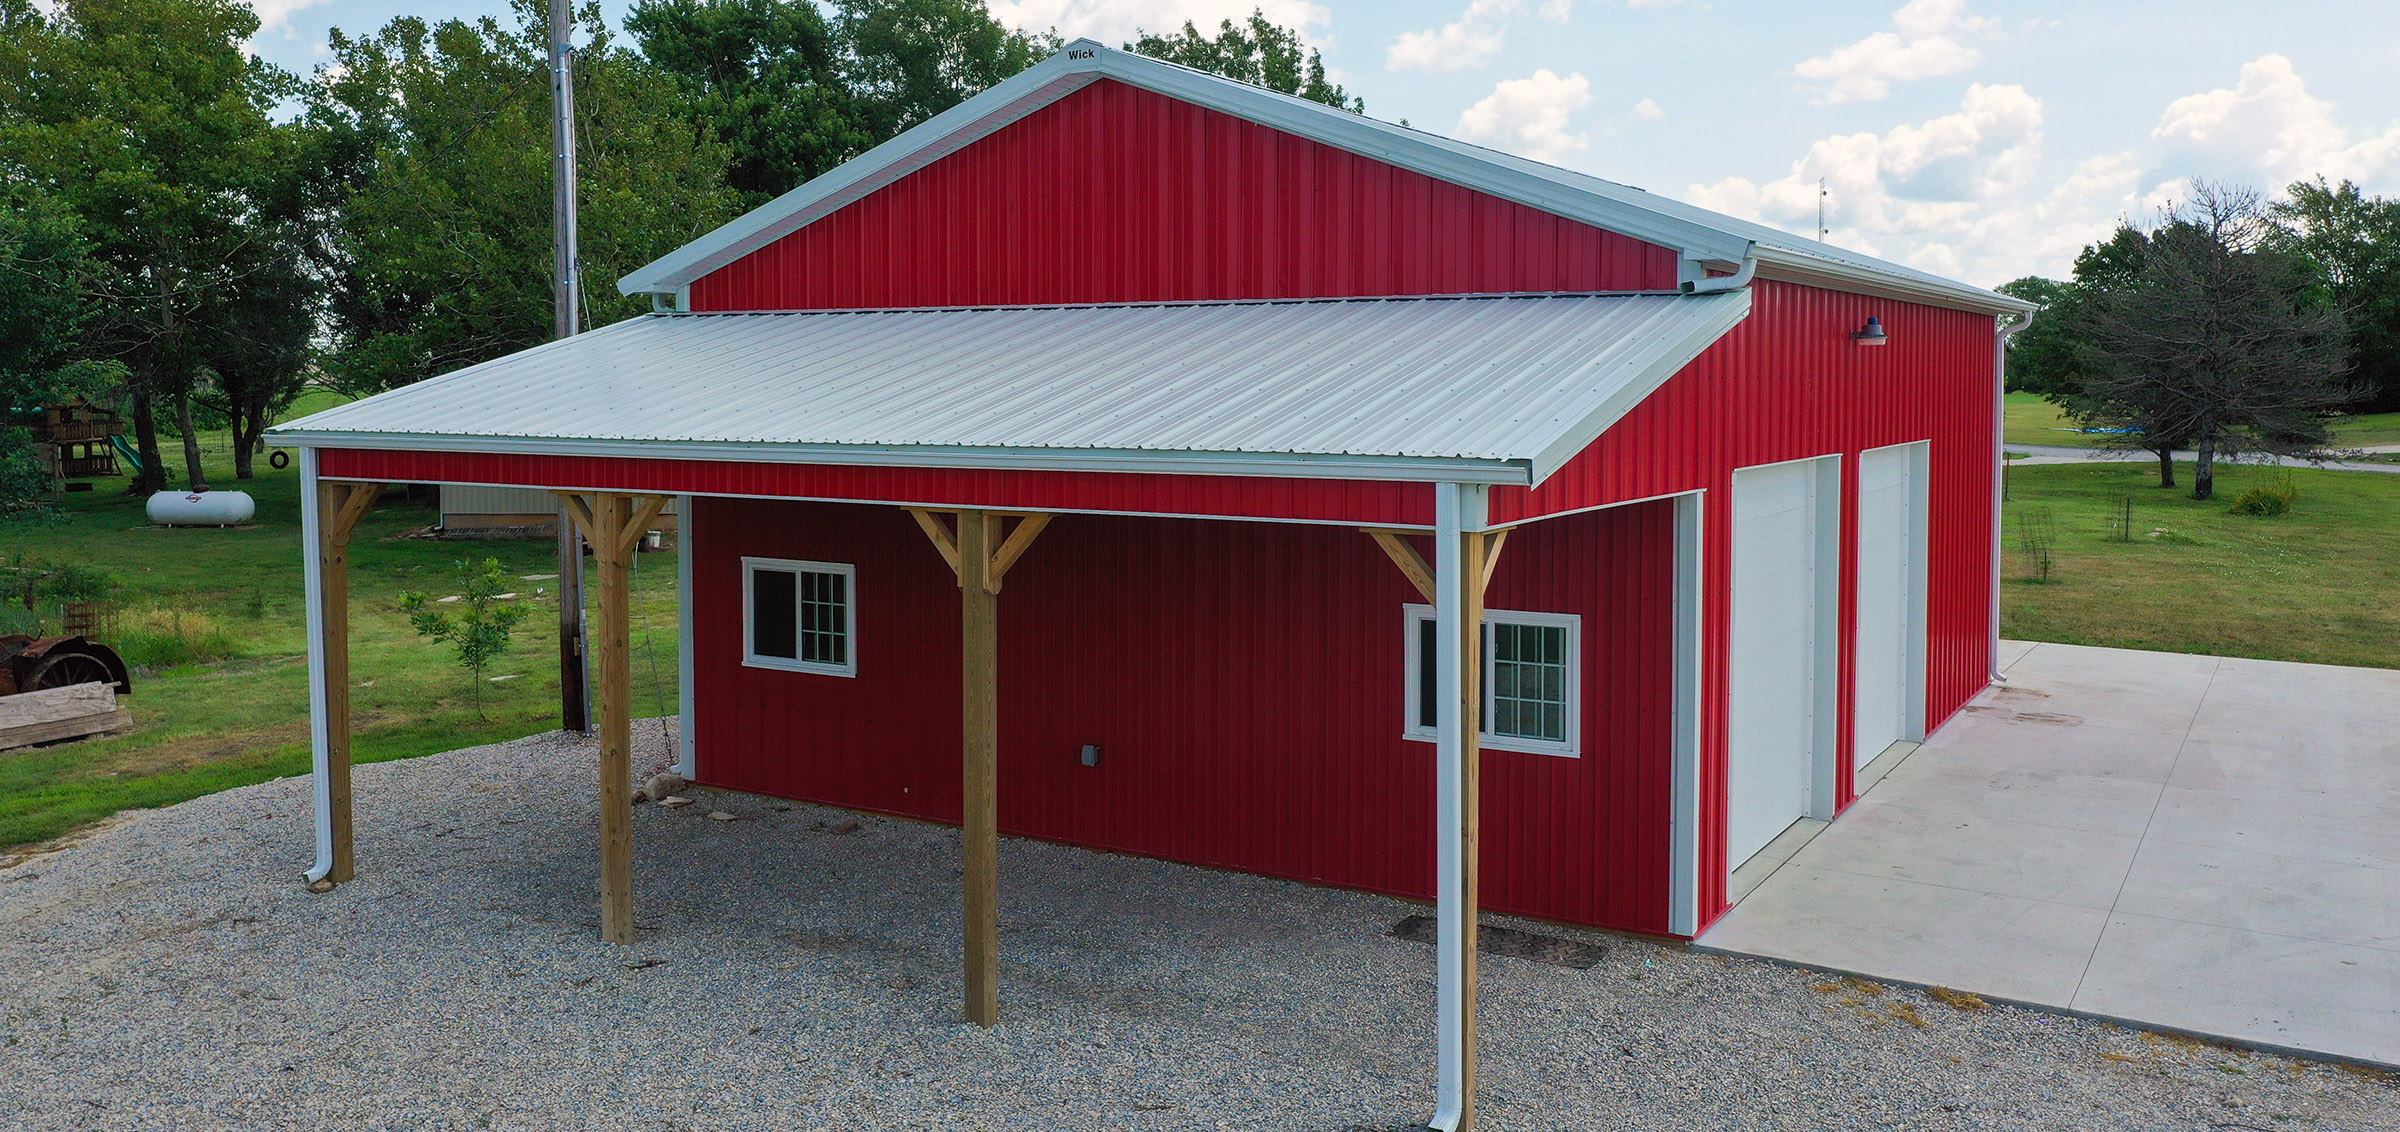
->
[271, 38, 2032, 1129]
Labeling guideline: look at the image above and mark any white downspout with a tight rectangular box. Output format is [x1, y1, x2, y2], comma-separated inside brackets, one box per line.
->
[674, 494, 696, 779]
[1990, 309, 2035, 683]
[1678, 252, 1757, 294]
[299, 447, 337, 884]
[1428, 481, 1480, 1132]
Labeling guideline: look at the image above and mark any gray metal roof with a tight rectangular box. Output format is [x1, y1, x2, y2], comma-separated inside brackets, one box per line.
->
[618, 40, 2033, 317]
[270, 292, 1752, 486]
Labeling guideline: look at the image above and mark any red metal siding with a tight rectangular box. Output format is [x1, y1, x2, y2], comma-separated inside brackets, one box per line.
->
[692, 497, 1678, 934]
[1492, 279, 1999, 930]
[316, 448, 1432, 528]
[689, 79, 1681, 312]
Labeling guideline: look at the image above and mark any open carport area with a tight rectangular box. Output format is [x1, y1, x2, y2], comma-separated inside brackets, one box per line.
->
[1701, 641, 2400, 1068]
[3, 722, 2396, 1130]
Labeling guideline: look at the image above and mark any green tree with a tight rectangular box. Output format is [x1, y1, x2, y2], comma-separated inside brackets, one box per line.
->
[1126, 10, 1364, 112]
[400, 558, 535, 717]
[1995, 276, 2073, 395]
[835, 0, 1054, 139]
[2065, 182, 2355, 501]
[626, 0, 870, 207]
[2270, 177, 2400, 413]
[0, 0, 302, 492]
[310, 0, 740, 395]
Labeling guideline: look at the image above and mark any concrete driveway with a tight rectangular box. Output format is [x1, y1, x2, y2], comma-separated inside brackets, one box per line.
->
[1699, 640, 2400, 1066]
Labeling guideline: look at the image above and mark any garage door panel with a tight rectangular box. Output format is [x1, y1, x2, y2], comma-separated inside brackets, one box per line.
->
[1854, 443, 1925, 775]
[1727, 458, 1833, 872]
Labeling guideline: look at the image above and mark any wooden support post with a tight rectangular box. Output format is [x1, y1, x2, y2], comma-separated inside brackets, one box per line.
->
[905, 507, 1050, 1026]
[314, 481, 381, 886]
[957, 508, 1000, 1026]
[1456, 526, 1489, 1130]
[559, 490, 665, 945]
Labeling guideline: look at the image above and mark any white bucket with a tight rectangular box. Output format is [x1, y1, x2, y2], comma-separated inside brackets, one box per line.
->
[147, 490, 257, 527]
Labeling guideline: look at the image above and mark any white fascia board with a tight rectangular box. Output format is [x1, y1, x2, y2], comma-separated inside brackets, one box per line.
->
[1754, 247, 2035, 316]
[260, 430, 1532, 485]
[618, 40, 1755, 297]
[1524, 290, 1754, 485]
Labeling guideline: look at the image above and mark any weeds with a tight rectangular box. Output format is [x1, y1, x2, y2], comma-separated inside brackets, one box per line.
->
[113, 606, 242, 669]
[1927, 986, 1990, 1011]
[2226, 476, 2299, 517]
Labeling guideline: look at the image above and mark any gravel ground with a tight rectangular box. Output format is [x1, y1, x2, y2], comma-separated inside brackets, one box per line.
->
[1, 727, 2394, 1132]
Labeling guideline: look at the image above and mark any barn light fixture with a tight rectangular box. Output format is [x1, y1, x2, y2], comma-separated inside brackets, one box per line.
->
[1851, 317, 1889, 346]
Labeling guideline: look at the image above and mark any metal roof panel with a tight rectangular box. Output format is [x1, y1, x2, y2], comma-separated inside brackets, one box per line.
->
[271, 293, 1749, 484]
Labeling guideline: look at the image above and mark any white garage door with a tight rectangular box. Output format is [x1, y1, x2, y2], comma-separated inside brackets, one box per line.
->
[1853, 443, 1926, 777]
[1727, 458, 1834, 872]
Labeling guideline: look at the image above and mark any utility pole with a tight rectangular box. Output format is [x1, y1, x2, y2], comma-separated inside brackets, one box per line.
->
[1817, 177, 1829, 243]
[550, 0, 590, 732]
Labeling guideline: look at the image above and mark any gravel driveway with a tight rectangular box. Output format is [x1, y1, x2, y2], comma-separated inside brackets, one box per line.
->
[2, 727, 2392, 1131]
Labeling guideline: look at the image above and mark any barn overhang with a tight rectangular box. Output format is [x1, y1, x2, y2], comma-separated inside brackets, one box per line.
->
[267, 290, 1751, 497]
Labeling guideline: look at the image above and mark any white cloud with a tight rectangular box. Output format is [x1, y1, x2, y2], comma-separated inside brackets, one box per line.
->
[1791, 0, 1996, 105]
[247, 0, 337, 38]
[1631, 97, 1665, 121]
[987, 0, 1330, 46]
[1457, 69, 1595, 163]
[1685, 83, 2137, 283]
[1387, 0, 1520, 73]
[1538, 0, 1574, 22]
[2152, 54, 2400, 188]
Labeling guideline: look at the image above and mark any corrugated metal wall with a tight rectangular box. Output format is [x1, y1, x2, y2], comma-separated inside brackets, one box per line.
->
[690, 496, 1678, 933]
[319, 449, 1434, 528]
[1491, 280, 1999, 927]
[689, 79, 1680, 312]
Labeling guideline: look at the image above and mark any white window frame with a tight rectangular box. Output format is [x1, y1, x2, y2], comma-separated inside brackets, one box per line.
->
[742, 556, 858, 677]
[1403, 603, 1582, 758]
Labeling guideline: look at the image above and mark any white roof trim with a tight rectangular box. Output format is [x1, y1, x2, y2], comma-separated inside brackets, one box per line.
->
[618, 41, 2030, 316]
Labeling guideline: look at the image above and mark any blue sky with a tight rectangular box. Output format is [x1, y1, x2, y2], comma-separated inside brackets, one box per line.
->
[240, 0, 2400, 288]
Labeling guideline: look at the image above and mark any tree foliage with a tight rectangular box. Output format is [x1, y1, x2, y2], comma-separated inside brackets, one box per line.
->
[2062, 182, 2355, 501]
[1126, 10, 1363, 113]
[2270, 178, 2400, 413]
[836, 0, 1055, 140]
[0, 0, 308, 490]
[624, 0, 867, 207]
[308, 0, 741, 396]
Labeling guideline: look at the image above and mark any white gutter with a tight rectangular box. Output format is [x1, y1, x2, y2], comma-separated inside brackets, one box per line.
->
[299, 448, 338, 884]
[1990, 309, 2035, 682]
[259, 432, 1534, 486]
[1428, 480, 1480, 1132]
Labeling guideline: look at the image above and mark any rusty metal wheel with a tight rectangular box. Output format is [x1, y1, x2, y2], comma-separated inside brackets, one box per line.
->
[24, 650, 116, 692]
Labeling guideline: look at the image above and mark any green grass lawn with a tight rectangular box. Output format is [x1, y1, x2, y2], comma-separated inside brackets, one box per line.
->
[1, 430, 679, 850]
[2001, 461, 2400, 669]
[2005, 392, 2400, 450]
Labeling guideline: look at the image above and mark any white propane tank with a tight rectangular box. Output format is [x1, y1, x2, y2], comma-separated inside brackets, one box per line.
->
[147, 489, 257, 527]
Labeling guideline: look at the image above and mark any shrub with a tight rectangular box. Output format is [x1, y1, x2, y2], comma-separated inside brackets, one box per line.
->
[114, 606, 241, 669]
[2225, 482, 2298, 517]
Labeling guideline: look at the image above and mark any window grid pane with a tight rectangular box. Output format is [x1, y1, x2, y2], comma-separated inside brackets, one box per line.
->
[1489, 621, 1569, 743]
[798, 569, 847, 666]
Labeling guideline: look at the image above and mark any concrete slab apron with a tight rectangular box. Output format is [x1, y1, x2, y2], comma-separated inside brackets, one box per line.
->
[1697, 640, 2400, 1067]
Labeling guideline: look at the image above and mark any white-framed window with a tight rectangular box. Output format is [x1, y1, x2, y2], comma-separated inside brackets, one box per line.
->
[1404, 604, 1581, 758]
[743, 557, 856, 677]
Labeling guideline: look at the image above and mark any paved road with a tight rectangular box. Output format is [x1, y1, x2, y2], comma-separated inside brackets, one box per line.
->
[2006, 441, 2400, 474]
